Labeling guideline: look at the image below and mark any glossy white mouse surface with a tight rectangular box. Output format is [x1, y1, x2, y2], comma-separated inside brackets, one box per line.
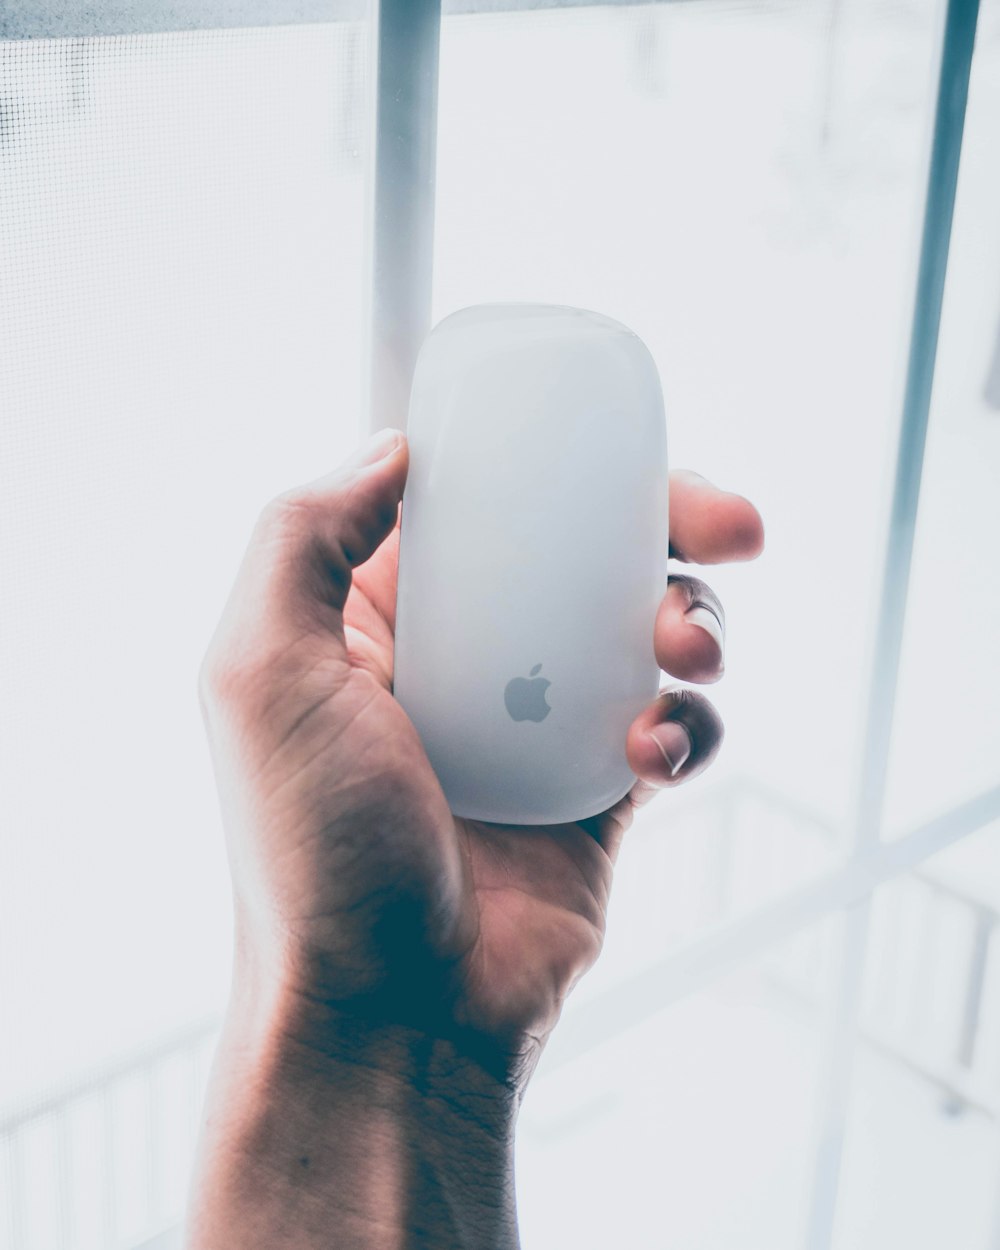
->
[392, 304, 669, 825]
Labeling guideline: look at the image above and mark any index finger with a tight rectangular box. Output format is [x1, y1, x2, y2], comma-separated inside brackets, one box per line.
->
[668, 470, 765, 565]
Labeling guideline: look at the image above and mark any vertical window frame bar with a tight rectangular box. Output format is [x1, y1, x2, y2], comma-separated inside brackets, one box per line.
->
[363, 0, 442, 435]
[803, 1, 981, 1245]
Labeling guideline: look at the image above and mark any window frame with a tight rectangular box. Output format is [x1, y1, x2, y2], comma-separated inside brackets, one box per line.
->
[0, 3, 991, 1248]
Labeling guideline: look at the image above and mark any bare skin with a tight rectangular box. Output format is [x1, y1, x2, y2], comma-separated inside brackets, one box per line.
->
[186, 428, 764, 1250]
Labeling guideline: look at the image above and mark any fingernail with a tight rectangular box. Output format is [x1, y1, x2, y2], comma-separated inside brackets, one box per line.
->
[356, 427, 404, 469]
[646, 721, 692, 778]
[685, 604, 725, 661]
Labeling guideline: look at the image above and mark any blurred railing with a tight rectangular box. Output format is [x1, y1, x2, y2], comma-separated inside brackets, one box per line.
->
[1, 1021, 217, 1250]
[766, 865, 1000, 1121]
[4, 780, 999, 1250]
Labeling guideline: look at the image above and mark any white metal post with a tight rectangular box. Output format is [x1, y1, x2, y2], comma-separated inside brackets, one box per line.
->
[802, 0, 981, 1245]
[363, 0, 442, 435]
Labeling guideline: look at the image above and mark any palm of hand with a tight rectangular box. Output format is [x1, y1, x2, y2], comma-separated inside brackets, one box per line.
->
[279, 526, 616, 1069]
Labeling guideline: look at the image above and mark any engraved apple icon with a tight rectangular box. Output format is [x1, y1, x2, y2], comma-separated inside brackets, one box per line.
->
[504, 663, 552, 722]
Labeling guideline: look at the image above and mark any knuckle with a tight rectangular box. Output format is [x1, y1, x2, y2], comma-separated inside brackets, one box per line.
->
[198, 632, 272, 710]
[198, 640, 244, 708]
[258, 489, 319, 544]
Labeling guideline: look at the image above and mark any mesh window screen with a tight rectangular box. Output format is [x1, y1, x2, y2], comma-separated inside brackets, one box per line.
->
[0, 23, 369, 1113]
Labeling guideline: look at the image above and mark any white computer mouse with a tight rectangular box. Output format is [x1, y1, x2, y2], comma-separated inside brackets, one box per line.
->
[392, 303, 669, 826]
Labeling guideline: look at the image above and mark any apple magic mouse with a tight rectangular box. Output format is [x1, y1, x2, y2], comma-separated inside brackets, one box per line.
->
[392, 303, 669, 826]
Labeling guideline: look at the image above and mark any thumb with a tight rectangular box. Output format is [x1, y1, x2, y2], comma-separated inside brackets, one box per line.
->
[217, 428, 408, 653]
[270, 427, 409, 616]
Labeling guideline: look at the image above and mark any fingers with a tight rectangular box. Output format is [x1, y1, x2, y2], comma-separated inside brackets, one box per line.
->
[625, 687, 725, 788]
[278, 427, 408, 595]
[582, 688, 724, 863]
[669, 470, 764, 565]
[253, 428, 409, 621]
[200, 430, 408, 701]
[584, 471, 758, 862]
[654, 574, 725, 684]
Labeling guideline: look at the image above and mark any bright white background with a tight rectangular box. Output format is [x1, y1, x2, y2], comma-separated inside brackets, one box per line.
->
[1, 2, 999, 1247]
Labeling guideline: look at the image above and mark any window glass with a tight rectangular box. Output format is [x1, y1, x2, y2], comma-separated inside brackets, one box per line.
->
[0, 22, 369, 1109]
[4, 4, 998, 1248]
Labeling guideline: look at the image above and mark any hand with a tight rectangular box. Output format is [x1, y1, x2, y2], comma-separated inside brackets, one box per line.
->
[188, 428, 762, 1250]
[198, 429, 763, 1085]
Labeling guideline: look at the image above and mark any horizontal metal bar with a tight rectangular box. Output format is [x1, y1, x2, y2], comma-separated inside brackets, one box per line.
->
[2, 0, 686, 41]
[543, 783, 1000, 1069]
[448, 0, 672, 10]
[1, 0, 360, 40]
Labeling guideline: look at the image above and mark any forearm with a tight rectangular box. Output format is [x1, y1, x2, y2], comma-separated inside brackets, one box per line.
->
[184, 967, 522, 1250]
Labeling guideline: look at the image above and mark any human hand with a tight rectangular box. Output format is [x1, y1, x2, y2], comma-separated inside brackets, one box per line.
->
[188, 428, 762, 1250]
[198, 429, 763, 1084]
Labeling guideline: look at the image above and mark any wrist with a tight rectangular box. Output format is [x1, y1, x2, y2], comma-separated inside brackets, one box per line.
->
[186, 949, 521, 1250]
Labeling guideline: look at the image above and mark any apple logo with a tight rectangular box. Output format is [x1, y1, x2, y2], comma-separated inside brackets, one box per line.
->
[504, 663, 552, 722]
